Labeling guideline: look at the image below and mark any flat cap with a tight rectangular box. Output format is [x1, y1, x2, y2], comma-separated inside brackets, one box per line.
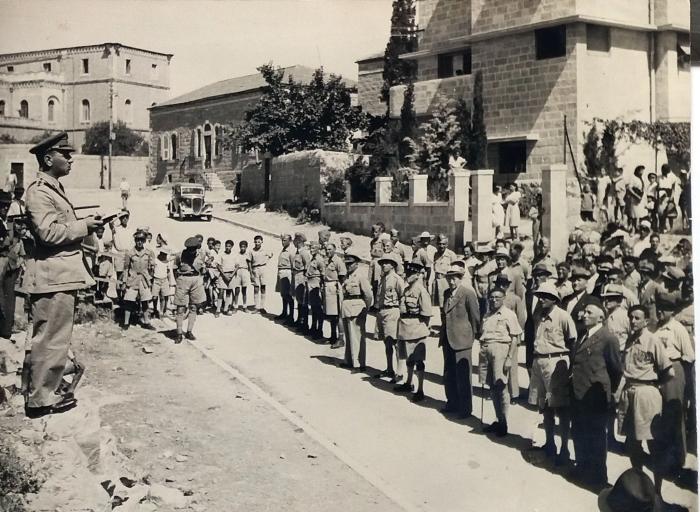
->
[582, 296, 607, 316]
[570, 266, 591, 279]
[29, 131, 75, 156]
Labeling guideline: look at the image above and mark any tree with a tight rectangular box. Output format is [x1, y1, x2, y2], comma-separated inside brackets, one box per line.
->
[230, 64, 365, 157]
[468, 70, 487, 169]
[381, 0, 417, 105]
[415, 95, 461, 200]
[82, 120, 146, 156]
[454, 98, 472, 164]
[398, 82, 417, 166]
[599, 121, 618, 175]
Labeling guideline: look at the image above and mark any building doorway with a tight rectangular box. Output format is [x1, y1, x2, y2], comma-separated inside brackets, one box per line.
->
[203, 123, 213, 169]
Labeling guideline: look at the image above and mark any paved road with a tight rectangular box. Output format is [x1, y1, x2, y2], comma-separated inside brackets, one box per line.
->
[79, 188, 698, 512]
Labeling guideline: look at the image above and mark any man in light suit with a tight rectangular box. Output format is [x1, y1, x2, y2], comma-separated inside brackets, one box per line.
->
[24, 132, 102, 417]
[569, 296, 622, 490]
[440, 263, 481, 418]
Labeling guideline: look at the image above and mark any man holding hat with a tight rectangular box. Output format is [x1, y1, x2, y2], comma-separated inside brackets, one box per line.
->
[440, 262, 480, 418]
[569, 295, 622, 489]
[477, 286, 522, 436]
[23, 132, 102, 416]
[121, 229, 155, 330]
[394, 261, 432, 402]
[375, 252, 405, 381]
[173, 236, 206, 343]
[654, 292, 695, 481]
[276, 234, 294, 322]
[339, 248, 373, 371]
[528, 281, 577, 464]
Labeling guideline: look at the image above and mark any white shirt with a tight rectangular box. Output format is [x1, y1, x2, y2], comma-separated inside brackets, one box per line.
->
[119, 180, 130, 193]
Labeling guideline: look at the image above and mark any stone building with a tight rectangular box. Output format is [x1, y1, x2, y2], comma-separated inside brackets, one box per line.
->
[356, 52, 386, 117]
[374, 0, 690, 182]
[148, 65, 356, 189]
[0, 43, 171, 151]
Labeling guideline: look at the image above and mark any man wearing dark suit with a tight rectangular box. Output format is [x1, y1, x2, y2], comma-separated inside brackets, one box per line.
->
[569, 296, 623, 490]
[440, 263, 481, 418]
[561, 263, 591, 336]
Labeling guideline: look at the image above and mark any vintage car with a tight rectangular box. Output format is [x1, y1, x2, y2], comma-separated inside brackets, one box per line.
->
[167, 183, 213, 221]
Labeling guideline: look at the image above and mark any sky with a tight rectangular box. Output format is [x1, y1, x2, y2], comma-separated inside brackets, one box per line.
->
[0, 0, 392, 98]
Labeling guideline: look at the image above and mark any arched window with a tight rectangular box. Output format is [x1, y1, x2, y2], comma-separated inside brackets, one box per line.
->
[170, 133, 177, 160]
[47, 98, 56, 122]
[161, 134, 169, 160]
[19, 100, 29, 118]
[81, 99, 90, 122]
[124, 99, 132, 123]
[0, 100, 5, 117]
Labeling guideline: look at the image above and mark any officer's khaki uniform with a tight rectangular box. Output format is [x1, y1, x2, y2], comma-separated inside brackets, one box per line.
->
[432, 248, 457, 307]
[398, 275, 432, 363]
[342, 267, 373, 367]
[322, 254, 346, 316]
[375, 271, 404, 339]
[276, 245, 293, 295]
[478, 306, 523, 425]
[24, 174, 95, 408]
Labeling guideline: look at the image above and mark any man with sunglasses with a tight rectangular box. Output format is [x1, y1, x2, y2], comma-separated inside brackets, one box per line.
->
[23, 132, 103, 418]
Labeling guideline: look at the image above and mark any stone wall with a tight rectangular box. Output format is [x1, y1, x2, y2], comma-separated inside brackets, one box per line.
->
[240, 162, 265, 204]
[418, 0, 471, 49]
[357, 57, 386, 117]
[0, 143, 148, 189]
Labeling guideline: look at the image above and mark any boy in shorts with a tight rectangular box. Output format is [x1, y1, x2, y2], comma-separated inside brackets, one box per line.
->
[151, 247, 175, 319]
[250, 235, 273, 314]
[174, 237, 206, 343]
[122, 230, 155, 330]
[232, 240, 252, 311]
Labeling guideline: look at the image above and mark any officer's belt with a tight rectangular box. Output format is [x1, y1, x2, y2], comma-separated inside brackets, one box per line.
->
[401, 313, 422, 319]
[252, 263, 267, 268]
[344, 294, 362, 300]
[533, 351, 569, 359]
[378, 305, 399, 310]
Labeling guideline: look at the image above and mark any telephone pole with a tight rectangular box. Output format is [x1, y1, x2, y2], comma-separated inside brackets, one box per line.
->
[108, 79, 113, 190]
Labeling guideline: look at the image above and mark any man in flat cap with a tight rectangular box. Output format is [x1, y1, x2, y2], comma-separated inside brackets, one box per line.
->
[173, 236, 206, 343]
[569, 296, 622, 490]
[23, 132, 102, 417]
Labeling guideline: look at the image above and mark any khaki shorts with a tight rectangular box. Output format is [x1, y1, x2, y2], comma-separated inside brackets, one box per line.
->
[397, 339, 426, 364]
[617, 383, 663, 441]
[478, 342, 510, 386]
[251, 266, 266, 287]
[174, 275, 206, 307]
[528, 354, 570, 409]
[376, 307, 400, 340]
[151, 277, 174, 297]
[124, 281, 152, 302]
[233, 268, 251, 288]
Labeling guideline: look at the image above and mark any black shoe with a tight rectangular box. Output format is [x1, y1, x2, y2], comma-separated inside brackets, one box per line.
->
[496, 423, 508, 437]
[394, 383, 413, 392]
[141, 323, 156, 331]
[457, 411, 473, 420]
[26, 397, 77, 418]
[483, 421, 500, 433]
[440, 405, 458, 414]
[555, 447, 570, 466]
[121, 323, 130, 331]
[184, 331, 196, 341]
[351, 366, 366, 374]
[275, 313, 287, 321]
[175, 333, 183, 344]
[536, 442, 557, 458]
[338, 362, 354, 369]
[375, 369, 395, 380]
[214, 311, 220, 318]
[330, 341, 345, 349]
[411, 390, 425, 403]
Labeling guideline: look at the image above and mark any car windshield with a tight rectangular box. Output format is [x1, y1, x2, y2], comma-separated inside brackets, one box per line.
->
[179, 187, 203, 195]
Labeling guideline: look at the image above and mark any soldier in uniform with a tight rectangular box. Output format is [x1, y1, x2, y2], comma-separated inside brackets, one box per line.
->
[478, 287, 522, 436]
[121, 230, 155, 330]
[339, 248, 372, 371]
[292, 233, 311, 331]
[374, 252, 404, 381]
[394, 261, 432, 402]
[24, 132, 102, 417]
[528, 281, 577, 464]
[173, 236, 206, 344]
[493, 273, 526, 402]
[275, 234, 294, 322]
[322, 242, 346, 348]
[250, 234, 273, 314]
[431, 234, 457, 309]
[306, 241, 325, 339]
[617, 305, 674, 494]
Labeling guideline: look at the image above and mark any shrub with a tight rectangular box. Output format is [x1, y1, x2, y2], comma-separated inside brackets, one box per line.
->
[518, 181, 541, 217]
[0, 439, 42, 512]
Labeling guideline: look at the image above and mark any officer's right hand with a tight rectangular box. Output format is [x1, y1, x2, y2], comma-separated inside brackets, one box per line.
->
[85, 216, 104, 232]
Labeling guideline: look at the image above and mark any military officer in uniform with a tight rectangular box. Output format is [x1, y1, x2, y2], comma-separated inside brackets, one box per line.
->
[339, 248, 372, 371]
[374, 252, 405, 381]
[394, 261, 432, 402]
[24, 132, 102, 417]
[431, 234, 457, 309]
[275, 234, 294, 322]
[292, 233, 311, 331]
[322, 241, 346, 348]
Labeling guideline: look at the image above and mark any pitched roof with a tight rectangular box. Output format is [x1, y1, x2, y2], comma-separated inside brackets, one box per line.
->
[356, 51, 384, 63]
[152, 65, 356, 109]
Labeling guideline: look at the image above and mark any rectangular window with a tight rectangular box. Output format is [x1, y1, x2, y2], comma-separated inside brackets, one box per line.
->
[437, 53, 453, 79]
[535, 25, 567, 60]
[125, 59, 131, 75]
[586, 24, 610, 53]
[460, 49, 472, 75]
[82, 58, 89, 74]
[43, 62, 52, 72]
[497, 141, 527, 174]
[6, 66, 13, 72]
[151, 63, 158, 79]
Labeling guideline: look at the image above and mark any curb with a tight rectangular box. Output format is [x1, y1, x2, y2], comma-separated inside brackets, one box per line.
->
[186, 338, 419, 512]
